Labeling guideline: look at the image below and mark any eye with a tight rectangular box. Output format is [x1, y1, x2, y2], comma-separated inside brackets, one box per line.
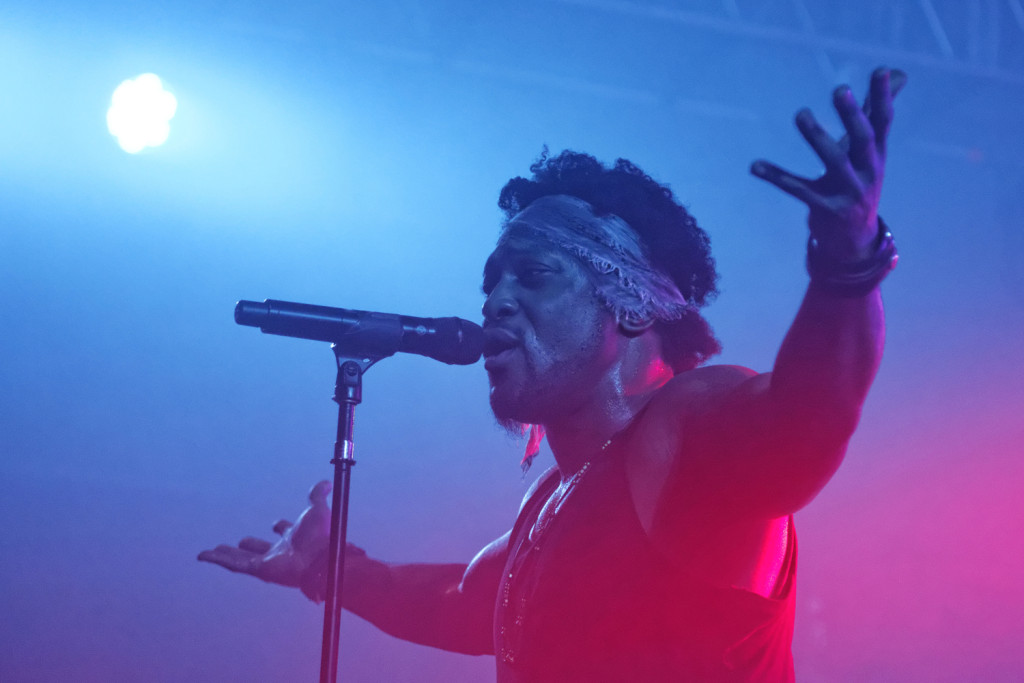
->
[518, 265, 551, 287]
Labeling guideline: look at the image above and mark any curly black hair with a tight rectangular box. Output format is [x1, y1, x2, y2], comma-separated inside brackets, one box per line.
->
[498, 149, 721, 371]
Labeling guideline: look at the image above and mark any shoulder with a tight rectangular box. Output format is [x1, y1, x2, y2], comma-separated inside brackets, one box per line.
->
[621, 365, 760, 464]
[645, 364, 762, 423]
[460, 466, 558, 595]
[622, 364, 770, 530]
[669, 364, 758, 391]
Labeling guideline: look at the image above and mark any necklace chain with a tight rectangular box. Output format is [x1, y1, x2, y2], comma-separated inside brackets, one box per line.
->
[526, 436, 612, 544]
[501, 436, 615, 665]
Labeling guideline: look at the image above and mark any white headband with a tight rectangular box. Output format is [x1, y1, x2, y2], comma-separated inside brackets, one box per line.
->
[502, 194, 695, 322]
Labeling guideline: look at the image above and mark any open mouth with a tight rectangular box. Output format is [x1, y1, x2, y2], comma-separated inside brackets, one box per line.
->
[484, 347, 517, 372]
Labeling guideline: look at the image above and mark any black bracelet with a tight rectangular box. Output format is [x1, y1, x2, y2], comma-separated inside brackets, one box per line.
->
[806, 218, 898, 297]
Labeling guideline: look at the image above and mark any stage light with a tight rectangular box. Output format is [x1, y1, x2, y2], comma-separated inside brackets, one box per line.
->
[106, 73, 177, 154]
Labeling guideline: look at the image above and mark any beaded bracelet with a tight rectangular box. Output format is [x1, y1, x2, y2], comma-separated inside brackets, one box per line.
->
[806, 218, 898, 297]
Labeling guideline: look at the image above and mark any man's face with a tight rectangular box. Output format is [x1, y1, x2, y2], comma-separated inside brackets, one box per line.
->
[481, 226, 619, 427]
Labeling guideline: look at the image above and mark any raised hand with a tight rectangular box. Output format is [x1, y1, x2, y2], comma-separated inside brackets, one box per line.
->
[751, 67, 906, 262]
[198, 480, 341, 602]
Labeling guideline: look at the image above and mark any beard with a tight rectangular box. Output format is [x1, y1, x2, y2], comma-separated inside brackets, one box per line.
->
[489, 382, 531, 439]
[487, 362, 536, 447]
[487, 322, 613, 430]
[495, 414, 527, 438]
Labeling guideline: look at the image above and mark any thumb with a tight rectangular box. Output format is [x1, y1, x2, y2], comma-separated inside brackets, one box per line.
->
[309, 480, 332, 506]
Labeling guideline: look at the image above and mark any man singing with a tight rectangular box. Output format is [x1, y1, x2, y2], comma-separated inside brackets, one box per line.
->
[200, 67, 903, 681]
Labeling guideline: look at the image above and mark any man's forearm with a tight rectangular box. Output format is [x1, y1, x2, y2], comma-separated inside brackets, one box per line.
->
[770, 283, 885, 445]
[341, 558, 494, 656]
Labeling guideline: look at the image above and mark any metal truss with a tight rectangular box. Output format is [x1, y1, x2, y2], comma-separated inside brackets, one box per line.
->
[551, 0, 1024, 86]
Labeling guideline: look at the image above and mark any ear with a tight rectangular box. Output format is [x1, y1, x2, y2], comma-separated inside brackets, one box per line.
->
[618, 314, 655, 336]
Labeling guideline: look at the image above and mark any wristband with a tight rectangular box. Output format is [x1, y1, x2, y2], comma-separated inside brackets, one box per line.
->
[806, 218, 898, 297]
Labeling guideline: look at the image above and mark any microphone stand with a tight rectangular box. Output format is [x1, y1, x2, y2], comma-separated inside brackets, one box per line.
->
[319, 349, 380, 683]
[233, 298, 480, 680]
[233, 299, 479, 366]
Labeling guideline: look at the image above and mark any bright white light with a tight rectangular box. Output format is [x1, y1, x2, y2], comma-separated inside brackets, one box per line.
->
[106, 73, 178, 154]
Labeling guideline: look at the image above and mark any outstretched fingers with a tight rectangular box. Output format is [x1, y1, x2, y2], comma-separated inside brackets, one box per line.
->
[750, 160, 820, 208]
[838, 68, 905, 155]
[834, 86, 875, 171]
[868, 67, 901, 155]
[795, 108, 856, 184]
[197, 545, 262, 574]
[239, 536, 273, 553]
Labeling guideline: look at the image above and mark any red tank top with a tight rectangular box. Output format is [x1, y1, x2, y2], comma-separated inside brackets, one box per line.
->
[493, 438, 797, 682]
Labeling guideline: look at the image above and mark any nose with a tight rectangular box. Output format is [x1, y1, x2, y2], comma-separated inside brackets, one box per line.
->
[482, 278, 519, 322]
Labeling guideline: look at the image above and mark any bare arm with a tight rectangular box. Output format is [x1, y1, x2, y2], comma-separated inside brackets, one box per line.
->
[334, 533, 508, 655]
[198, 481, 510, 655]
[758, 66, 900, 441]
[669, 69, 903, 520]
[703, 287, 885, 517]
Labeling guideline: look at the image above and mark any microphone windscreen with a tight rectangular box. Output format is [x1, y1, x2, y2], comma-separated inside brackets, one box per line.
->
[234, 300, 269, 327]
[421, 317, 483, 365]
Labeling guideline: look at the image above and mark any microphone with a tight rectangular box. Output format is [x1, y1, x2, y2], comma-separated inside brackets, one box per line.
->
[235, 299, 483, 365]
